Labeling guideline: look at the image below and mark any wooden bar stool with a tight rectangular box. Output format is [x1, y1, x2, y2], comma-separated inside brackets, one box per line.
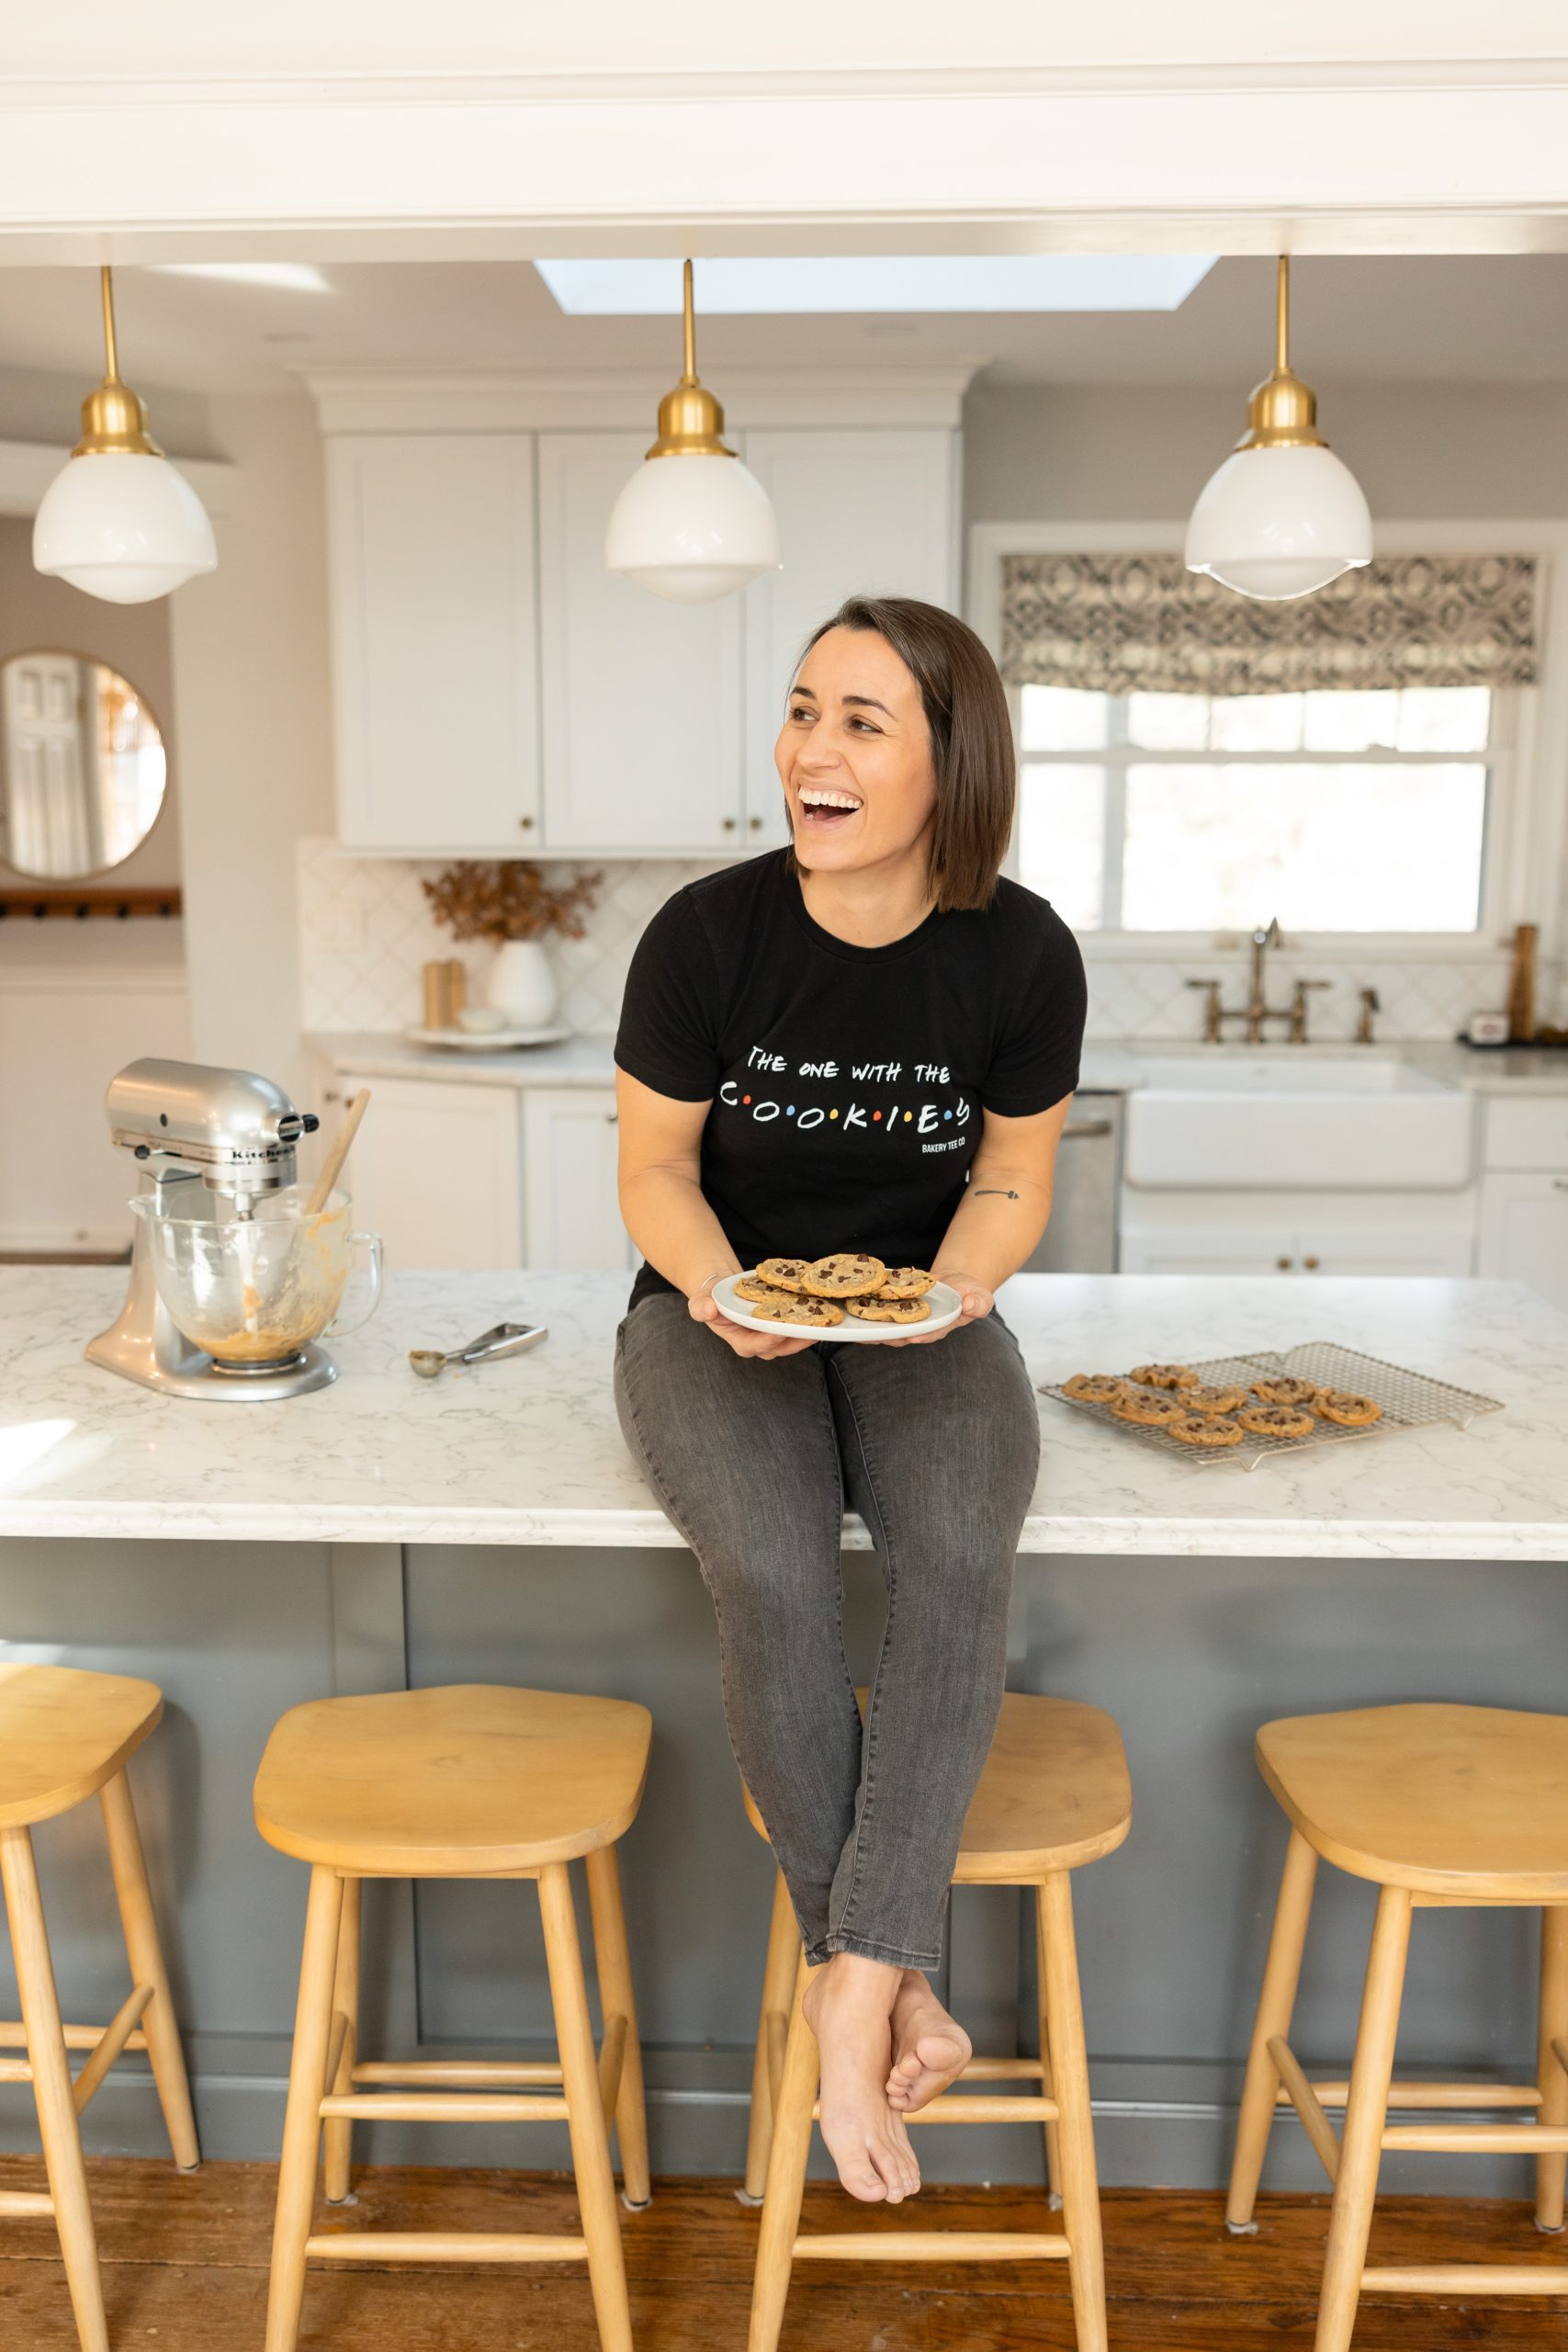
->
[1228, 1702, 1568, 2351]
[0, 1663, 199, 2352]
[741, 1692, 1130, 2352]
[254, 1683, 652, 2352]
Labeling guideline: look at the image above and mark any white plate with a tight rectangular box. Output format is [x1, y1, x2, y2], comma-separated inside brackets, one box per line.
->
[405, 1024, 572, 1051]
[712, 1272, 963, 1343]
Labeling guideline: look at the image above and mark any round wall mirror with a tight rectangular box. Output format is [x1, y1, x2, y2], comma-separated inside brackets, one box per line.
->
[0, 650, 168, 880]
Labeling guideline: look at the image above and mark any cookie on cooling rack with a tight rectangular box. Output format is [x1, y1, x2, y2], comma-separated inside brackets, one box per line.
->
[1061, 1374, 1128, 1405]
[1168, 1413, 1244, 1448]
[1235, 1402, 1316, 1440]
[1111, 1389, 1189, 1427]
[1180, 1384, 1249, 1417]
[1249, 1376, 1323, 1409]
[1127, 1363, 1201, 1391]
[1313, 1388, 1383, 1427]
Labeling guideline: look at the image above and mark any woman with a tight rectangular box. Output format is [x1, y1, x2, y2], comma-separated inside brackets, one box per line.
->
[613, 595, 1087, 2206]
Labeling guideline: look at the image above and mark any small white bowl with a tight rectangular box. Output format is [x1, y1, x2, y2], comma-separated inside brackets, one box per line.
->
[457, 1006, 506, 1034]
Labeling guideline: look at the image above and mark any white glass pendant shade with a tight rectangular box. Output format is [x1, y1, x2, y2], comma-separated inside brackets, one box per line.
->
[34, 451, 217, 604]
[1184, 443, 1372, 602]
[606, 452, 781, 603]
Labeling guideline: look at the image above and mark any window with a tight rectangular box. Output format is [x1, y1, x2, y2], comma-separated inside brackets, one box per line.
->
[1015, 684, 1497, 935]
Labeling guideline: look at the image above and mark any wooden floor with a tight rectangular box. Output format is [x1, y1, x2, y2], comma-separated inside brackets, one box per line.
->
[4, 2158, 1568, 2347]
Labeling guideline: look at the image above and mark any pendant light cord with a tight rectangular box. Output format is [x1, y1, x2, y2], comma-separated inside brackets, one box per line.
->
[681, 258, 697, 386]
[99, 266, 121, 384]
[1274, 255, 1290, 378]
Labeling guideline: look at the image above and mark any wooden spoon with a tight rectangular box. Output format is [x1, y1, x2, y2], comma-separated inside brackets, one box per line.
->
[305, 1089, 369, 1216]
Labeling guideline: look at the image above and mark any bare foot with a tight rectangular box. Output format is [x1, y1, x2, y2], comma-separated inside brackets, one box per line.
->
[800, 1957, 923, 2204]
[885, 1969, 971, 2114]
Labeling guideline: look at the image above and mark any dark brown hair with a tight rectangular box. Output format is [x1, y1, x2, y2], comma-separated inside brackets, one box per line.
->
[788, 595, 1015, 913]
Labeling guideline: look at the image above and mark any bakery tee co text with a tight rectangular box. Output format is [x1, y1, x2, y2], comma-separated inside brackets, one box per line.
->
[716, 1044, 973, 1140]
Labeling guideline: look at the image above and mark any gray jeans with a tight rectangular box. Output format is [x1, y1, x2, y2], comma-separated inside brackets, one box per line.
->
[613, 1293, 1041, 1969]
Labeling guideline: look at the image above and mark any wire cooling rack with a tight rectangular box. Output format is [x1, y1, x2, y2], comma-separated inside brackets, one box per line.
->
[1039, 1342, 1504, 1473]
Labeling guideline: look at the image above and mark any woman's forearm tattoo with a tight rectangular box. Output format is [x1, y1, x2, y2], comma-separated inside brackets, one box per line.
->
[975, 1187, 1020, 1199]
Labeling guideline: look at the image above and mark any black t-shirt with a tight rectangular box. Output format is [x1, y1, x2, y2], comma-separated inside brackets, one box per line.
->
[614, 851, 1088, 1308]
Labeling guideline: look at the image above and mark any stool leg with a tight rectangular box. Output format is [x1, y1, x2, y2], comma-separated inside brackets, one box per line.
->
[1041, 1872, 1107, 2352]
[1314, 1884, 1411, 2352]
[322, 1874, 361, 2204]
[1536, 1905, 1568, 2232]
[98, 1768, 200, 2171]
[585, 1842, 652, 2211]
[1035, 1915, 1063, 2211]
[740, 1868, 801, 2205]
[539, 1860, 633, 2352]
[265, 1865, 344, 2352]
[1227, 1826, 1318, 2232]
[748, 1951, 816, 2352]
[0, 1826, 107, 2352]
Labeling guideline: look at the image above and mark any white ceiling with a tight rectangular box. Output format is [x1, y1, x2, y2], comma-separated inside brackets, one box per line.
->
[4, 254, 1568, 400]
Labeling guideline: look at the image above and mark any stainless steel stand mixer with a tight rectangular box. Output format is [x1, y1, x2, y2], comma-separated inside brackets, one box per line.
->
[87, 1057, 348, 1400]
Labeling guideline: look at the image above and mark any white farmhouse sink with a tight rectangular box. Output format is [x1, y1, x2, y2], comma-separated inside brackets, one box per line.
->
[1123, 1051, 1475, 1190]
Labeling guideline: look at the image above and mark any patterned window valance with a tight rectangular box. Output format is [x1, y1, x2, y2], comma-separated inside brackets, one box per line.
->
[999, 551, 1538, 697]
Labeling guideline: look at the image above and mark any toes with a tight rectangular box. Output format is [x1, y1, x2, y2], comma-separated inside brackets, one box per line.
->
[840, 2155, 887, 2203]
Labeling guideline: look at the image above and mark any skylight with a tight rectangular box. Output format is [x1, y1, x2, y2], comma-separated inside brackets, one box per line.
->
[536, 255, 1214, 316]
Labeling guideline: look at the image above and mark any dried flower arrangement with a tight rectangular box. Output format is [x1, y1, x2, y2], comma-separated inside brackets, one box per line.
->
[422, 861, 603, 945]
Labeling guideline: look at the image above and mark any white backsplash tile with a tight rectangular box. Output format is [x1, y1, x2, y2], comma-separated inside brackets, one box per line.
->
[298, 837, 1549, 1048]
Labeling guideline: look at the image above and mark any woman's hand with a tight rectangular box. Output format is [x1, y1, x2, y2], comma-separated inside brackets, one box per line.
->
[688, 1282, 822, 1361]
[882, 1269, 994, 1347]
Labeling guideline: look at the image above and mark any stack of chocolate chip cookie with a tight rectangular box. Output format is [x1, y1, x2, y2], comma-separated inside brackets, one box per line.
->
[1059, 1363, 1382, 1449]
[734, 1255, 938, 1327]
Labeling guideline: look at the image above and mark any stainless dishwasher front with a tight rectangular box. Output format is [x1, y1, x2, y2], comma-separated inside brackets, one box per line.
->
[1021, 1090, 1122, 1274]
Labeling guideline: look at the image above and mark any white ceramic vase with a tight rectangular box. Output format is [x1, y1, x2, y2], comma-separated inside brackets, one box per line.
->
[487, 937, 558, 1030]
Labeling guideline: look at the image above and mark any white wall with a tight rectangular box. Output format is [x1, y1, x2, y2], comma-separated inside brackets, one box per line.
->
[169, 393, 334, 1107]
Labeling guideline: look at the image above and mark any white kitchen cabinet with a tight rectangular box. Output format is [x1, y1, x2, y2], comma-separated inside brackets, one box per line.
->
[1119, 1227, 1299, 1276]
[536, 434, 744, 853]
[1120, 1193, 1477, 1279]
[325, 435, 540, 853]
[338, 1075, 524, 1271]
[741, 430, 958, 844]
[1295, 1223, 1475, 1278]
[522, 1087, 634, 1272]
[1478, 1171, 1568, 1310]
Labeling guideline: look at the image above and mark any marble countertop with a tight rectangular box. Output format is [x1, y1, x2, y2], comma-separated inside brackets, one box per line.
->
[3, 1268, 1564, 1558]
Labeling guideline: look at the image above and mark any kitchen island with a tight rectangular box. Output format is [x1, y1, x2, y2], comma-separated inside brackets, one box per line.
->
[2, 1266, 1566, 2193]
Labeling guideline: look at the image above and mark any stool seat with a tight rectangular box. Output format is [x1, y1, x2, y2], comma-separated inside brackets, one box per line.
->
[1258, 1702, 1568, 1900]
[254, 1685, 651, 1874]
[743, 1693, 1131, 1882]
[0, 1664, 162, 1829]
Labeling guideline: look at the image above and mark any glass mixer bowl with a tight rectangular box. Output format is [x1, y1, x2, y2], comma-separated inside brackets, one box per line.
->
[130, 1188, 383, 1372]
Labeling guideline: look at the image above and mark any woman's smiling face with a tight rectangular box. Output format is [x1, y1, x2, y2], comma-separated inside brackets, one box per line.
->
[775, 627, 938, 878]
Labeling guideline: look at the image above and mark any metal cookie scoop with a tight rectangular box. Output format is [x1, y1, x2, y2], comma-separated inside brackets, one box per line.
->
[408, 1321, 547, 1379]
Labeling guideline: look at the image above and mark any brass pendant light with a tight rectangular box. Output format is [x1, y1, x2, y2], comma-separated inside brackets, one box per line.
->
[605, 260, 781, 603]
[34, 267, 217, 604]
[1185, 256, 1372, 602]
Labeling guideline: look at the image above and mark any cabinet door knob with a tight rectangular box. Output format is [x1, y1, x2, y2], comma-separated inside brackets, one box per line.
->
[1276, 1255, 1292, 1270]
[519, 814, 535, 831]
[748, 815, 762, 831]
[722, 817, 737, 831]
[1303, 1254, 1320, 1271]
[604, 1110, 618, 1125]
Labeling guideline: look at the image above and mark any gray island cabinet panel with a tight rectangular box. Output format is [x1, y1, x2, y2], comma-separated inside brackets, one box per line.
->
[4, 1268, 1568, 2186]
